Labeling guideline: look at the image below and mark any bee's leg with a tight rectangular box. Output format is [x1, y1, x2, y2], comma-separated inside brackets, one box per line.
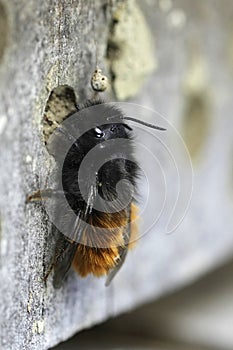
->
[105, 205, 131, 286]
[26, 189, 66, 203]
[44, 261, 54, 282]
[51, 120, 78, 145]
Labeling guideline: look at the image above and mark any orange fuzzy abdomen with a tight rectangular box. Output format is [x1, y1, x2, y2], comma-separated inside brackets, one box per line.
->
[72, 203, 139, 277]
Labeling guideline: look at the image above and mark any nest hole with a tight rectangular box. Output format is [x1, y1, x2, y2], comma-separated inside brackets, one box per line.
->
[43, 85, 77, 147]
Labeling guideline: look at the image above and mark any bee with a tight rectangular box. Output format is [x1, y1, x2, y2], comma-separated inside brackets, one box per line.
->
[27, 73, 165, 288]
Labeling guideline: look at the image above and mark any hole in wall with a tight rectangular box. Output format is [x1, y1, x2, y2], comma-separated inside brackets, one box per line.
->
[43, 85, 77, 146]
[182, 92, 210, 161]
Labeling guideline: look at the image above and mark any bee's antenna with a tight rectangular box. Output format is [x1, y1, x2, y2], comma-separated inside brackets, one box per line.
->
[122, 117, 166, 131]
[107, 114, 166, 130]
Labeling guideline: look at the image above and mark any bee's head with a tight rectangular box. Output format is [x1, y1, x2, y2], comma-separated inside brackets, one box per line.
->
[91, 122, 131, 142]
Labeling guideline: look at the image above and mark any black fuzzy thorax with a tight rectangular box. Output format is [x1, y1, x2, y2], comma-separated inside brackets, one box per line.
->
[55, 102, 139, 223]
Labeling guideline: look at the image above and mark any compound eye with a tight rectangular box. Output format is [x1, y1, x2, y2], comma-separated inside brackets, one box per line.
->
[94, 127, 104, 138]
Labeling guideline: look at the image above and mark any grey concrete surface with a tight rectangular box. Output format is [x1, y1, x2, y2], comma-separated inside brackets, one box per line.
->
[0, 0, 233, 349]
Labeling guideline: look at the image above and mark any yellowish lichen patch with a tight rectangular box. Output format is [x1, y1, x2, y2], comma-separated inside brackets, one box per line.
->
[182, 50, 211, 162]
[32, 320, 45, 334]
[107, 0, 156, 100]
[46, 64, 60, 92]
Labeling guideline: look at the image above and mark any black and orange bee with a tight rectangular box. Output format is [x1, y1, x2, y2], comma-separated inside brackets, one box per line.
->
[27, 96, 165, 288]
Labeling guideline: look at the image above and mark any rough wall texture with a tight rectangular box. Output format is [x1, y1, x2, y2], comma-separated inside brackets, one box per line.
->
[0, 0, 233, 349]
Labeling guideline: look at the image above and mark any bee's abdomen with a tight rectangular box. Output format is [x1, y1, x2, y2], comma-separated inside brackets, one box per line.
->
[72, 245, 120, 277]
[72, 203, 139, 277]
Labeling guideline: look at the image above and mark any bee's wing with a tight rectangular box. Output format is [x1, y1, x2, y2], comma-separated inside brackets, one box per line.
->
[105, 244, 129, 287]
[50, 186, 96, 288]
[52, 229, 78, 289]
[105, 205, 131, 287]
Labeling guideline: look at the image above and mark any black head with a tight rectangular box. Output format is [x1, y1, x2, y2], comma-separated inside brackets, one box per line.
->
[70, 101, 133, 156]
